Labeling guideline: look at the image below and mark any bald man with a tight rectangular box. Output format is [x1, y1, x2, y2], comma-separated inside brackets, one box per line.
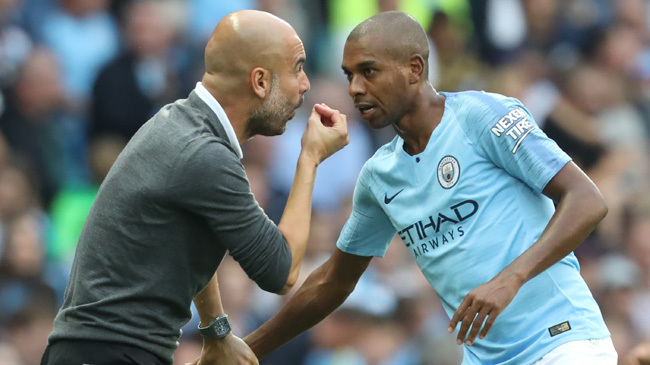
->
[244, 11, 616, 364]
[41, 10, 348, 365]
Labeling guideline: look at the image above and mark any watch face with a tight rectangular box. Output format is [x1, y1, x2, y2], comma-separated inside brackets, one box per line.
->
[215, 321, 228, 334]
[200, 315, 231, 338]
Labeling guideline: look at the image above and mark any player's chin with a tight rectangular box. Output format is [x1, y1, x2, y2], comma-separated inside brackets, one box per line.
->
[367, 116, 390, 130]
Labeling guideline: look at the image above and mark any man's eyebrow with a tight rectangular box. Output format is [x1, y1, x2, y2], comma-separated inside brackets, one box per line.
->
[358, 60, 377, 68]
[341, 60, 377, 72]
[295, 57, 306, 67]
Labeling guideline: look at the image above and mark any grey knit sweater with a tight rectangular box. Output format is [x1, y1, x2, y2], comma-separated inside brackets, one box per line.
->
[49, 91, 291, 363]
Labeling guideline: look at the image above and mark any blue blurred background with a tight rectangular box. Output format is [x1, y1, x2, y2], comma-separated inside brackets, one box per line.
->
[0, 0, 649, 364]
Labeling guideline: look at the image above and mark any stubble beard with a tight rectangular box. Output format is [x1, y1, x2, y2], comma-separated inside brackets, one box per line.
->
[247, 74, 302, 137]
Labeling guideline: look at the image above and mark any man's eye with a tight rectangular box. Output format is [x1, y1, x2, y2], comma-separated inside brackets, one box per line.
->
[364, 68, 374, 75]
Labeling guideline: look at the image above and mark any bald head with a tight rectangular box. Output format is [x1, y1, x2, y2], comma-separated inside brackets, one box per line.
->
[201, 10, 310, 139]
[348, 11, 429, 70]
[204, 10, 298, 81]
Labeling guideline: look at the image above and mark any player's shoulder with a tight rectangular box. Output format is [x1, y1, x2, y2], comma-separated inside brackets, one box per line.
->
[444, 91, 523, 118]
[443, 91, 528, 137]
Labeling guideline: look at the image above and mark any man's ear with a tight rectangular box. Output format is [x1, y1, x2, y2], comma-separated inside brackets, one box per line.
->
[408, 54, 425, 84]
[251, 67, 271, 98]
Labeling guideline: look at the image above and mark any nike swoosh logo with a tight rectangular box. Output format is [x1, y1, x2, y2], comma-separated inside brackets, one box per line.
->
[384, 189, 404, 204]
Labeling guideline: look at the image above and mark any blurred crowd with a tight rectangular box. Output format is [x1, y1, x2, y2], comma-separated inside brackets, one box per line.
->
[0, 0, 649, 364]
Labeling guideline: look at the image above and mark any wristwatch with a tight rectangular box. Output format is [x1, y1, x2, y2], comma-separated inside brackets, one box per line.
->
[198, 314, 231, 339]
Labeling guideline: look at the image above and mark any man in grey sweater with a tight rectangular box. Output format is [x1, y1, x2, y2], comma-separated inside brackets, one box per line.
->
[41, 10, 349, 365]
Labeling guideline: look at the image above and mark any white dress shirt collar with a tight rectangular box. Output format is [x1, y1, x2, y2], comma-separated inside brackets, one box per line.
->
[194, 82, 243, 159]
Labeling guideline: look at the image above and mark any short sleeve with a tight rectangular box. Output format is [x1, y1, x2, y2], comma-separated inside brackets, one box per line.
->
[168, 136, 290, 293]
[456, 91, 571, 193]
[336, 162, 396, 258]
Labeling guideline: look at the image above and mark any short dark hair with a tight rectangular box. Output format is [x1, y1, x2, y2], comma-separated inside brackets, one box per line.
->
[348, 11, 430, 72]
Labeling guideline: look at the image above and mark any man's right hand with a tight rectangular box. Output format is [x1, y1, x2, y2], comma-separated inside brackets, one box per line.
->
[300, 103, 349, 164]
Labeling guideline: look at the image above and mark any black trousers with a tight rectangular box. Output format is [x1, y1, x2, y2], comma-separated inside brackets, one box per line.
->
[41, 339, 169, 365]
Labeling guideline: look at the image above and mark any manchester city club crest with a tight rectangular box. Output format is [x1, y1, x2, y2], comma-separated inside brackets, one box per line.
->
[437, 155, 460, 189]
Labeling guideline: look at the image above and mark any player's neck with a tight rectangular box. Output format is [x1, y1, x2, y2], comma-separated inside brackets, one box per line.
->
[202, 75, 254, 144]
[396, 87, 445, 155]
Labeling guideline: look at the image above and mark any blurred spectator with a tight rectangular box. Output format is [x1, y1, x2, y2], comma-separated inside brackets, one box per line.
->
[186, 0, 255, 44]
[0, 157, 44, 229]
[593, 24, 644, 75]
[0, 0, 32, 88]
[0, 47, 66, 207]
[1, 300, 58, 365]
[0, 213, 57, 328]
[428, 9, 484, 92]
[259, 0, 308, 44]
[543, 63, 608, 170]
[300, 275, 412, 365]
[542, 62, 650, 244]
[0, 131, 8, 169]
[34, 0, 122, 186]
[36, 0, 119, 106]
[15, 0, 55, 37]
[48, 135, 125, 267]
[627, 193, 650, 342]
[182, 0, 255, 85]
[323, 0, 435, 78]
[294, 0, 329, 76]
[89, 0, 184, 142]
[470, 0, 612, 67]
[594, 253, 643, 355]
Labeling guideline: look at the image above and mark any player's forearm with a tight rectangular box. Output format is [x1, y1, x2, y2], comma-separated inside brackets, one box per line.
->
[276, 152, 319, 293]
[244, 264, 352, 358]
[500, 182, 607, 284]
[193, 271, 225, 325]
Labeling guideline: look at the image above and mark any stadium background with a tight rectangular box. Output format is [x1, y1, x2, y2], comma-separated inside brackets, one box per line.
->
[0, 0, 649, 363]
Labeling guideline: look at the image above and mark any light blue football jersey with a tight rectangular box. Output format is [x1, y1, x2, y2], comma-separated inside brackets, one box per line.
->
[337, 91, 610, 364]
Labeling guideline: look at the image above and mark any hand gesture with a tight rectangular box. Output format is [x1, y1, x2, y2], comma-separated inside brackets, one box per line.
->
[448, 275, 521, 346]
[187, 334, 259, 365]
[300, 103, 349, 164]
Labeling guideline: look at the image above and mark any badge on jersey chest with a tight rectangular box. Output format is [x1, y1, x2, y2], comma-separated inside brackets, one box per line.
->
[437, 155, 460, 189]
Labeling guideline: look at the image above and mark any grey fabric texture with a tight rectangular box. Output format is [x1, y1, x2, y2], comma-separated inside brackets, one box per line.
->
[48, 91, 291, 363]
